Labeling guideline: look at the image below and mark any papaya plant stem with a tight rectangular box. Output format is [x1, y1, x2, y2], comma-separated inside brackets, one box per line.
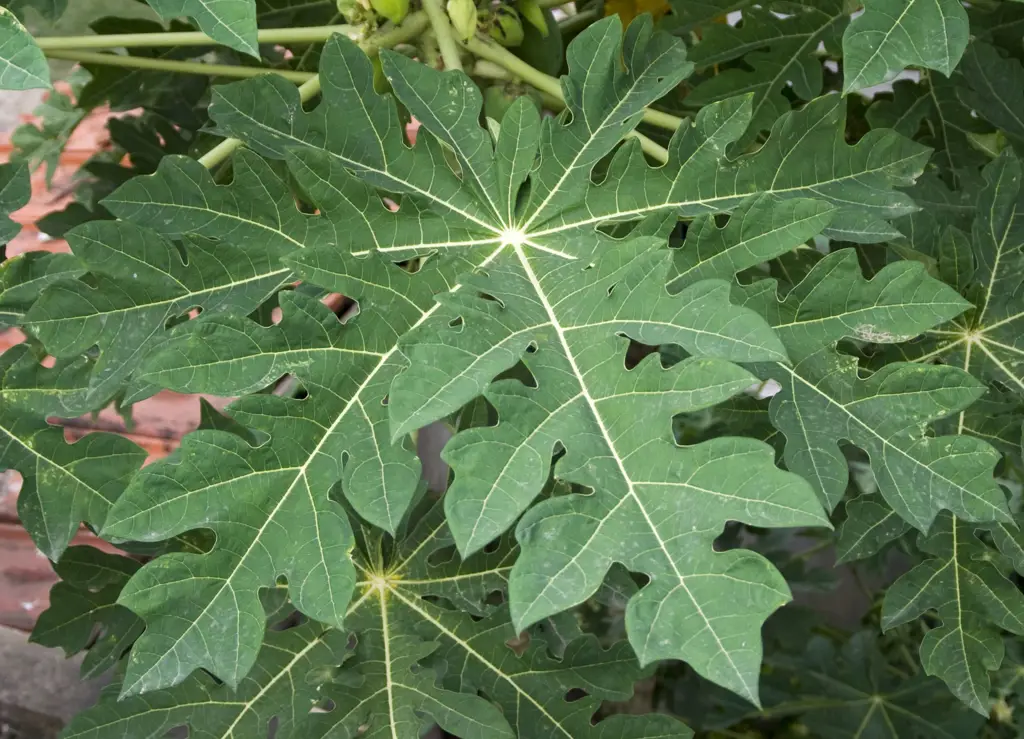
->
[463, 35, 685, 134]
[34, 0, 564, 51]
[197, 13, 430, 170]
[468, 45, 670, 162]
[35, 24, 357, 50]
[558, 8, 599, 34]
[421, 0, 464, 70]
[199, 74, 322, 168]
[43, 48, 318, 81]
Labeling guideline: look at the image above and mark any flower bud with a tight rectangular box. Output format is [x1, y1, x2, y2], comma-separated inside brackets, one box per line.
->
[448, 0, 478, 42]
[488, 4, 524, 47]
[516, 0, 548, 36]
[369, 0, 409, 24]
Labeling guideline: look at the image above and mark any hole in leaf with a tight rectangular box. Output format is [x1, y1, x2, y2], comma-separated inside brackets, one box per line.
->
[565, 688, 588, 703]
[624, 338, 658, 370]
[479, 291, 505, 309]
[427, 544, 458, 568]
[507, 631, 530, 655]
[713, 522, 745, 552]
[495, 359, 537, 388]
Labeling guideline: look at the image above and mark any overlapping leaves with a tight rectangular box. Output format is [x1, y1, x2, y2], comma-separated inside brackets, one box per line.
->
[7, 7, 1019, 728]
[678, 0, 847, 146]
[62, 501, 691, 739]
[884, 512, 1024, 714]
[9, 11, 959, 708]
[906, 151, 1024, 399]
[733, 251, 1007, 530]
[675, 629, 986, 738]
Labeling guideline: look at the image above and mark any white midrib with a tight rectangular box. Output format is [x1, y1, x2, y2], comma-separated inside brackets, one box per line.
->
[950, 518, 970, 706]
[218, 97, 501, 234]
[974, 332, 1024, 393]
[29, 268, 292, 327]
[379, 587, 401, 739]
[957, 338, 973, 434]
[388, 586, 575, 738]
[840, 509, 896, 559]
[352, 235, 503, 258]
[747, 11, 845, 126]
[511, 243, 751, 696]
[216, 590, 375, 739]
[1, 422, 116, 506]
[517, 39, 678, 234]
[123, 342, 400, 695]
[977, 201, 1016, 325]
[526, 152, 926, 240]
[402, 320, 552, 440]
[219, 633, 325, 739]
[465, 390, 583, 550]
[846, 0, 917, 91]
[123, 243, 507, 695]
[778, 363, 1008, 524]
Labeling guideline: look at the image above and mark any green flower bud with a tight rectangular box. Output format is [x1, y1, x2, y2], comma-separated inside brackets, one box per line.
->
[516, 0, 548, 37]
[488, 5, 524, 47]
[335, 0, 363, 23]
[448, 0, 478, 42]
[370, 0, 409, 24]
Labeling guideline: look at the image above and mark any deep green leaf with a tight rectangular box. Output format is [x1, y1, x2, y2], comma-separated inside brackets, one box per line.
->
[843, 0, 969, 93]
[766, 631, 986, 737]
[0, 7, 48, 90]
[910, 151, 1024, 399]
[60, 621, 349, 739]
[0, 345, 147, 560]
[30, 547, 143, 679]
[294, 501, 692, 738]
[684, 0, 846, 147]
[729, 249, 1005, 531]
[25, 178, 296, 408]
[959, 41, 1024, 152]
[145, 0, 259, 56]
[150, 17, 934, 704]
[884, 512, 1024, 713]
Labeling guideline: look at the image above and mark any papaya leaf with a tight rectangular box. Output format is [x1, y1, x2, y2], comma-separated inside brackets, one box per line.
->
[101, 15, 928, 705]
[843, 0, 969, 93]
[884, 512, 1024, 714]
[0, 7, 48, 90]
[0, 345, 146, 559]
[729, 250, 1007, 530]
[30, 547, 143, 679]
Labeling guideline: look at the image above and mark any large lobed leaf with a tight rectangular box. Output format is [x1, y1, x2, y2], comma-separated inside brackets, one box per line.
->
[190, 16, 924, 703]
[15, 11, 1012, 720]
[733, 251, 1006, 530]
[63, 501, 691, 738]
[906, 151, 1024, 399]
[884, 512, 1024, 714]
